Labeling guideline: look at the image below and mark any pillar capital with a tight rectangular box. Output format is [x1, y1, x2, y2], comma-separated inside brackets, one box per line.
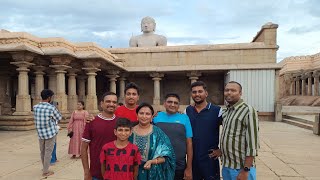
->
[305, 72, 313, 78]
[283, 73, 293, 81]
[32, 65, 46, 74]
[83, 67, 101, 75]
[49, 64, 72, 73]
[313, 70, 320, 78]
[10, 61, 34, 72]
[83, 61, 101, 69]
[187, 71, 202, 78]
[67, 69, 79, 76]
[11, 52, 35, 62]
[150, 72, 164, 80]
[51, 55, 74, 65]
[106, 74, 119, 81]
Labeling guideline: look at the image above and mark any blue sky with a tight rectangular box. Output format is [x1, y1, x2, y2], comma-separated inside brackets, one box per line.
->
[1, 0, 319, 61]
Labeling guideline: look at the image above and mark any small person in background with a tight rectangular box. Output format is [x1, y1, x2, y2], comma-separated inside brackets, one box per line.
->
[67, 101, 89, 158]
[50, 101, 60, 165]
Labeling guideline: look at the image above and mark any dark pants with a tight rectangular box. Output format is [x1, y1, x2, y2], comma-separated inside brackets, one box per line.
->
[175, 169, 185, 180]
[193, 158, 220, 180]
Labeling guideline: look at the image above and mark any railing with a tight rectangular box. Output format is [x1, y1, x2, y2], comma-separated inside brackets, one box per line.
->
[275, 103, 320, 135]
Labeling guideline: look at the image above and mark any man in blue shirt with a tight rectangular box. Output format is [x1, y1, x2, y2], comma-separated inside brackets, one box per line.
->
[153, 93, 193, 180]
[33, 89, 62, 177]
[185, 81, 222, 180]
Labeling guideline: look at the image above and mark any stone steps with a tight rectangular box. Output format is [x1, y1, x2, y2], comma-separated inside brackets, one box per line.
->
[282, 115, 313, 130]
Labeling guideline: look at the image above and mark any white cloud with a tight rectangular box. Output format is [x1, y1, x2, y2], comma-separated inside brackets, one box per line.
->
[0, 0, 319, 61]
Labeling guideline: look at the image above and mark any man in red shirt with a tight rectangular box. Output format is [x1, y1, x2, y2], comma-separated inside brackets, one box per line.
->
[115, 82, 140, 123]
[81, 92, 118, 180]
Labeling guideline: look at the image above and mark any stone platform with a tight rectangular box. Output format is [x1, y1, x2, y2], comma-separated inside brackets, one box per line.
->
[0, 121, 319, 180]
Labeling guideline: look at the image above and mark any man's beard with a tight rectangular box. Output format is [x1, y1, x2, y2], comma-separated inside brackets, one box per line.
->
[193, 99, 204, 105]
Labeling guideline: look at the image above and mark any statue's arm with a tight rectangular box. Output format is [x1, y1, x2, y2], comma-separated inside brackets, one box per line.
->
[157, 35, 167, 46]
[129, 36, 138, 47]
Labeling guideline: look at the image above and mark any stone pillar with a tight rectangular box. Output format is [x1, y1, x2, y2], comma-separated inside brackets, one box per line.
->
[106, 70, 119, 93]
[67, 69, 78, 112]
[50, 65, 71, 114]
[295, 77, 301, 95]
[77, 75, 87, 102]
[33, 66, 46, 105]
[306, 72, 313, 96]
[291, 78, 296, 95]
[10, 52, 35, 115]
[313, 71, 320, 96]
[119, 76, 127, 103]
[83, 61, 101, 114]
[187, 71, 201, 104]
[301, 75, 307, 96]
[150, 72, 164, 105]
[47, 70, 57, 93]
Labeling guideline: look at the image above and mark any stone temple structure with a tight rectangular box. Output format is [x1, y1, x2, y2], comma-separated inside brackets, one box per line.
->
[0, 22, 280, 130]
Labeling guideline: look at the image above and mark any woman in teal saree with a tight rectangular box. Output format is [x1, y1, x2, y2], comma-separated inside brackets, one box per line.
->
[129, 102, 175, 180]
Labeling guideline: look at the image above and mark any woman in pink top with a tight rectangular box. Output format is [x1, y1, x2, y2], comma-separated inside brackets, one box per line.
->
[67, 101, 89, 158]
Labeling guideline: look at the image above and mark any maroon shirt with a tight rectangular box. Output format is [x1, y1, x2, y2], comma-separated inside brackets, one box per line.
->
[82, 114, 118, 179]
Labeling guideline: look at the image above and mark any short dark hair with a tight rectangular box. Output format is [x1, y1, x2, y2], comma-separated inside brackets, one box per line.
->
[100, 92, 117, 102]
[41, 89, 54, 100]
[115, 118, 132, 129]
[164, 93, 180, 101]
[136, 102, 154, 115]
[125, 82, 140, 95]
[227, 81, 242, 91]
[190, 81, 207, 91]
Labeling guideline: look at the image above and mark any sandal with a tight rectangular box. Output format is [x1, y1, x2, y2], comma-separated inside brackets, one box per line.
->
[42, 171, 54, 177]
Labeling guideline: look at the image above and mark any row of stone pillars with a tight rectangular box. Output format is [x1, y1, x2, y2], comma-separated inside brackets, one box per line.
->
[9, 53, 203, 116]
[289, 70, 320, 96]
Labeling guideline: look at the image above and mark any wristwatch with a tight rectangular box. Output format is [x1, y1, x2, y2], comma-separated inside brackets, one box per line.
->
[244, 167, 250, 172]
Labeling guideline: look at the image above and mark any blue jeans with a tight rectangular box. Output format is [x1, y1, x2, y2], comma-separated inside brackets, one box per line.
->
[92, 177, 102, 180]
[222, 167, 256, 180]
[50, 142, 57, 164]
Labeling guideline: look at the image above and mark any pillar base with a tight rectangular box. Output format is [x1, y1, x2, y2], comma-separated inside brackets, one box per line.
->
[86, 95, 99, 114]
[0, 115, 34, 130]
[14, 95, 32, 116]
[55, 94, 69, 114]
[67, 95, 78, 112]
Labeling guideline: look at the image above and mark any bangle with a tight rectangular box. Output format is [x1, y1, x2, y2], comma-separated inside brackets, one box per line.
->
[155, 158, 158, 165]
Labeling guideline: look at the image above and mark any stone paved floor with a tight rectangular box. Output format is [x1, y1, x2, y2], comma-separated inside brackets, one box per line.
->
[0, 121, 319, 180]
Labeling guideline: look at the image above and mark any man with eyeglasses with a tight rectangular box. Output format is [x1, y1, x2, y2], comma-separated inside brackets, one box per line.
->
[153, 93, 193, 180]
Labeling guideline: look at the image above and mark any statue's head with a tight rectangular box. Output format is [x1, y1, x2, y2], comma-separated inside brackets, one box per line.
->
[141, 16, 156, 33]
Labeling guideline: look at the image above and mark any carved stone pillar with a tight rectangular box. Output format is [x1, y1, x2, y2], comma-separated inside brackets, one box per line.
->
[83, 61, 101, 113]
[187, 71, 201, 104]
[10, 52, 35, 115]
[150, 72, 164, 105]
[306, 72, 313, 96]
[67, 69, 78, 112]
[295, 77, 301, 95]
[313, 71, 320, 96]
[49, 56, 73, 114]
[301, 75, 307, 96]
[106, 70, 119, 93]
[33, 66, 46, 105]
[118, 75, 127, 103]
[77, 75, 87, 102]
[47, 70, 57, 93]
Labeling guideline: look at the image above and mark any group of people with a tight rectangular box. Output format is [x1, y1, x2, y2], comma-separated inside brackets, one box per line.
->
[33, 80, 259, 180]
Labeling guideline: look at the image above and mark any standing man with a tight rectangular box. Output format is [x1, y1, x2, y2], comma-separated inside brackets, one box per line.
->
[115, 82, 140, 123]
[33, 89, 62, 177]
[153, 93, 193, 180]
[221, 81, 259, 180]
[81, 92, 119, 180]
[185, 81, 222, 180]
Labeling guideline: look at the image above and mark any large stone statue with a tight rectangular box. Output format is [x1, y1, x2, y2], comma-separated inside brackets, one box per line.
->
[129, 16, 167, 47]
